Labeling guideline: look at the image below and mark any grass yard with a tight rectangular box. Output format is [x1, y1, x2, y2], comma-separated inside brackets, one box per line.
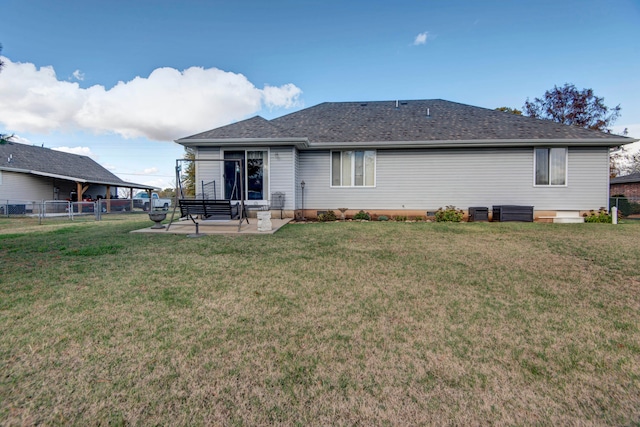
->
[1, 216, 639, 426]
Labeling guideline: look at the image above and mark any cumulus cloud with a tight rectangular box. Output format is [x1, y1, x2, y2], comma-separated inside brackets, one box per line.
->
[413, 32, 429, 45]
[0, 57, 302, 141]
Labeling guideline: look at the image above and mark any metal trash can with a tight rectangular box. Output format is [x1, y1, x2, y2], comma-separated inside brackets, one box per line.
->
[468, 207, 489, 222]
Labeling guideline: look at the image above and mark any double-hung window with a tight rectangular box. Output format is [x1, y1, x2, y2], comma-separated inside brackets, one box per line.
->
[535, 147, 567, 186]
[331, 150, 376, 187]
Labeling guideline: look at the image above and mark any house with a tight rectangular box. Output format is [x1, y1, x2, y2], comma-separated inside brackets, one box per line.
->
[0, 141, 155, 212]
[609, 172, 640, 203]
[175, 99, 636, 220]
[610, 172, 640, 200]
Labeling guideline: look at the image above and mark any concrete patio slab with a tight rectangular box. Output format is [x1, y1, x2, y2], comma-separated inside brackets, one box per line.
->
[131, 218, 292, 236]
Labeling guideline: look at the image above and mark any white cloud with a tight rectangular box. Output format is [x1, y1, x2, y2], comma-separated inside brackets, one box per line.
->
[413, 32, 429, 45]
[0, 56, 302, 141]
[72, 69, 85, 81]
[4, 134, 32, 145]
[143, 167, 159, 174]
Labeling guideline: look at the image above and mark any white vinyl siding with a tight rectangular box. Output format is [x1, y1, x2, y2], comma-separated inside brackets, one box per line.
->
[269, 146, 295, 210]
[331, 150, 375, 187]
[299, 147, 609, 211]
[0, 171, 56, 201]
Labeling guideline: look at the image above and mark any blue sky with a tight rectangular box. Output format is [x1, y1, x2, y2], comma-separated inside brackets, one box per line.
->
[1, 0, 639, 189]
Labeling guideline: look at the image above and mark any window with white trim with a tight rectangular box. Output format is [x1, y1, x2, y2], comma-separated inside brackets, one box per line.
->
[535, 147, 567, 186]
[331, 150, 376, 187]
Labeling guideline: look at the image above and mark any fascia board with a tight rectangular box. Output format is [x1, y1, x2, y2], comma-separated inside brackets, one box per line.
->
[1, 168, 154, 189]
[175, 137, 309, 149]
[304, 138, 637, 150]
[0, 168, 88, 182]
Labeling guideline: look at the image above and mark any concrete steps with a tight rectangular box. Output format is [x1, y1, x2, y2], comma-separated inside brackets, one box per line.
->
[538, 211, 585, 223]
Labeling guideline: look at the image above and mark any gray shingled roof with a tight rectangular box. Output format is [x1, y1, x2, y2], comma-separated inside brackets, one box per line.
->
[610, 172, 640, 184]
[178, 99, 633, 145]
[0, 142, 153, 188]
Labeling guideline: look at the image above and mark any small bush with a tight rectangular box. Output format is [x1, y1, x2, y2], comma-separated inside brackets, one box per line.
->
[583, 208, 612, 223]
[377, 215, 389, 221]
[353, 210, 371, 221]
[393, 215, 408, 222]
[413, 215, 424, 222]
[317, 210, 337, 222]
[435, 205, 464, 222]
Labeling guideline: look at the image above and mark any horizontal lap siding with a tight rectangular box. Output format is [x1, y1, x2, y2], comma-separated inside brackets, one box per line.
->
[0, 171, 54, 201]
[299, 147, 609, 211]
[270, 147, 295, 209]
[195, 148, 222, 197]
[295, 148, 301, 209]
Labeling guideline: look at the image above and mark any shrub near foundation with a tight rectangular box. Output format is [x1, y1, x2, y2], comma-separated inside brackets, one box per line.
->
[435, 205, 464, 222]
[353, 210, 371, 221]
[317, 210, 337, 222]
[583, 208, 613, 223]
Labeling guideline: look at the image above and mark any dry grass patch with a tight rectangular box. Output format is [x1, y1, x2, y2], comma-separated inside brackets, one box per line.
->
[1, 218, 639, 425]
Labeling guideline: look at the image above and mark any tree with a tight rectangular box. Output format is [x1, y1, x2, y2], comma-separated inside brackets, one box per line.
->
[523, 83, 621, 133]
[158, 187, 176, 199]
[495, 106, 522, 115]
[0, 43, 4, 73]
[0, 133, 14, 145]
[182, 148, 196, 197]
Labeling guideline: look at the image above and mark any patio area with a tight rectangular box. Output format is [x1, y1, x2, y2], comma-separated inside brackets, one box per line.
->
[131, 217, 292, 236]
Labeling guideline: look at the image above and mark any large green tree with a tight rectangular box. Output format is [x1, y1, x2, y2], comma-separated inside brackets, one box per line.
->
[523, 83, 621, 133]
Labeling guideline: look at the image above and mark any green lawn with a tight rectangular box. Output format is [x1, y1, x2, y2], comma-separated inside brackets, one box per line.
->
[1, 216, 639, 425]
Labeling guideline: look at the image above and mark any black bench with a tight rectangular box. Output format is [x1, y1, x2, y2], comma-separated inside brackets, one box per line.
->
[176, 199, 249, 233]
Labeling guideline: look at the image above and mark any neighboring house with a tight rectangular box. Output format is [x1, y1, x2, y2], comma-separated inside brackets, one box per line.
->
[610, 172, 640, 199]
[175, 99, 636, 220]
[0, 141, 155, 207]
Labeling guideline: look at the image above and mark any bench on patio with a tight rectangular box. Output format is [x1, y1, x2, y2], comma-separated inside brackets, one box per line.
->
[174, 199, 249, 233]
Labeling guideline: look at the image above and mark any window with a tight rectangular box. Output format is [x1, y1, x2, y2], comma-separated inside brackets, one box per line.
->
[535, 148, 566, 186]
[223, 150, 268, 200]
[331, 150, 375, 187]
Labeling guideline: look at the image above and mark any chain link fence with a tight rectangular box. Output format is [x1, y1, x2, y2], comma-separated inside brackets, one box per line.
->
[0, 199, 147, 223]
[610, 196, 640, 217]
